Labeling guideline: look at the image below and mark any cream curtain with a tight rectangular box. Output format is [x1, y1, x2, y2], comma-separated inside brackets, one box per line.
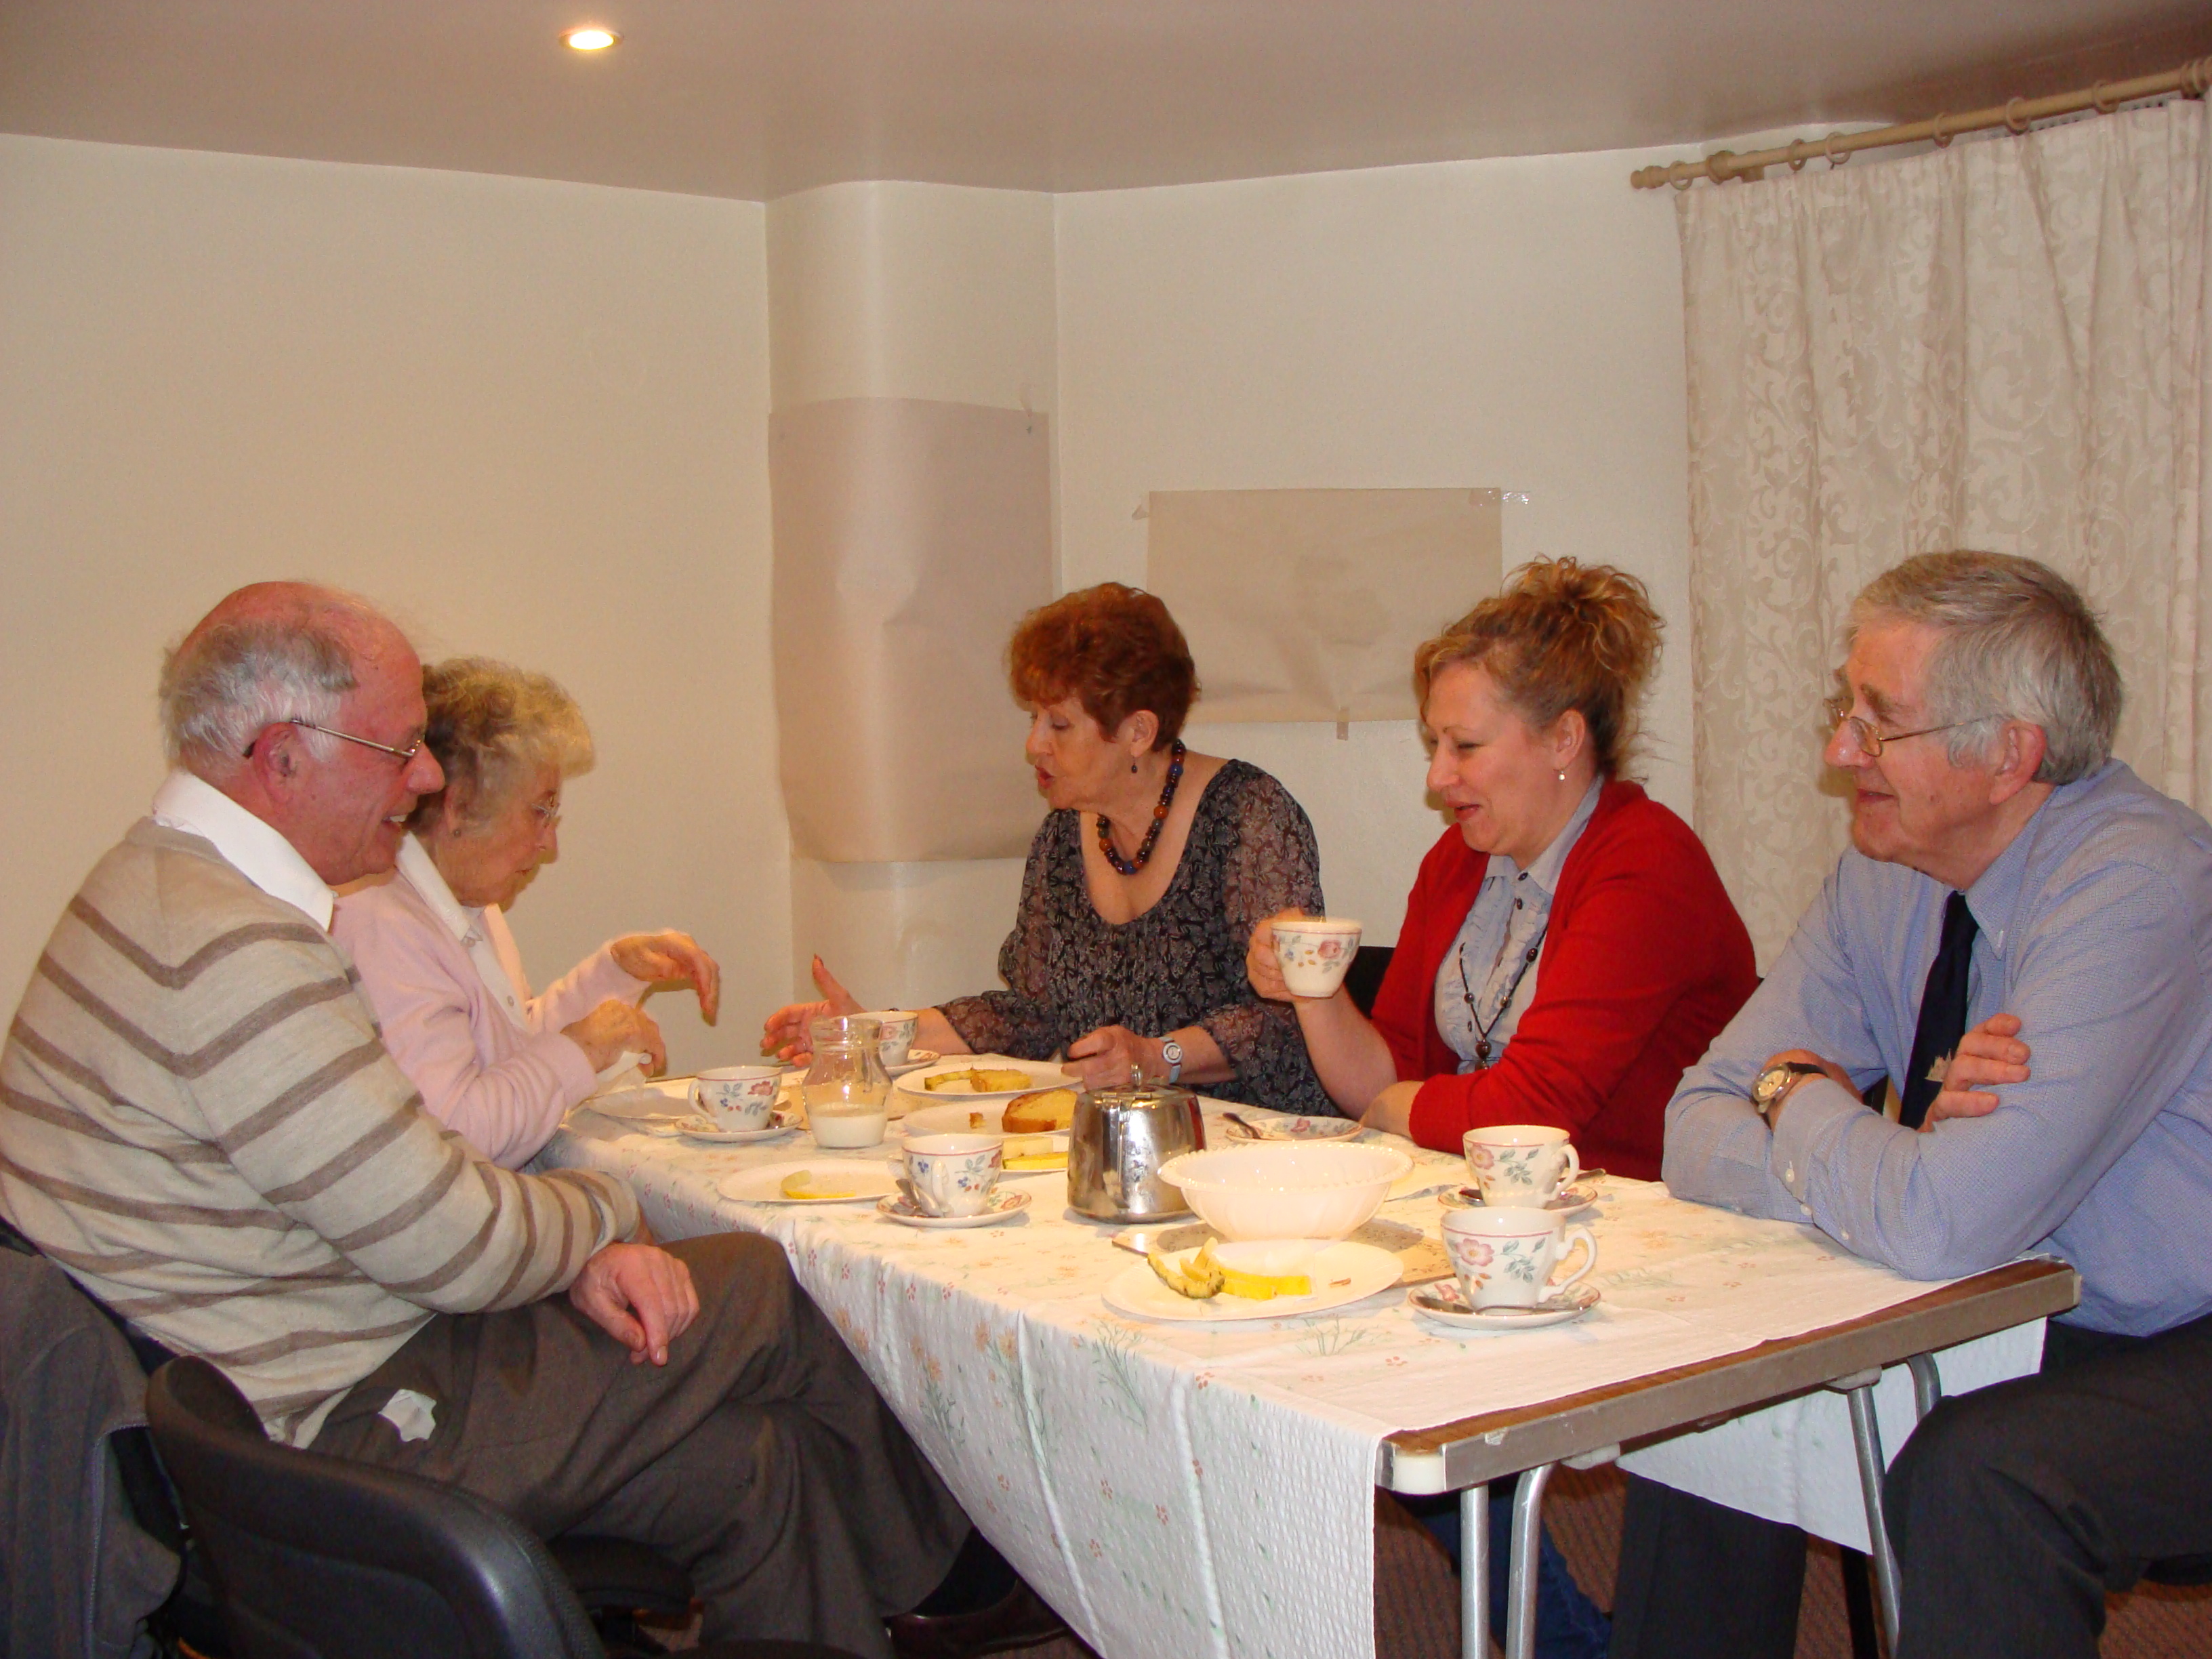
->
[1680, 100, 2212, 965]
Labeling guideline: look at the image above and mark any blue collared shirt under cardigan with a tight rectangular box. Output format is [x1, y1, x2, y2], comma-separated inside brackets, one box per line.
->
[1664, 760, 2212, 1336]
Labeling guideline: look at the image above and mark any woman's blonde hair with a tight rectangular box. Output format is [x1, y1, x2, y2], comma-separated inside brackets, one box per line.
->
[1412, 558, 1663, 778]
[406, 657, 594, 831]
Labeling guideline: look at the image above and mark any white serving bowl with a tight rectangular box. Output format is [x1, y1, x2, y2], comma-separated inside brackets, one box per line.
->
[1156, 1143, 1414, 1242]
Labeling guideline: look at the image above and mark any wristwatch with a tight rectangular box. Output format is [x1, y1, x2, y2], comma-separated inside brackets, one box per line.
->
[1159, 1037, 1185, 1086]
[1750, 1061, 1824, 1118]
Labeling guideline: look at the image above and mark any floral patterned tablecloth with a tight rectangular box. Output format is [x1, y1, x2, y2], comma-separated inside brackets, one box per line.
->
[539, 1075, 2042, 1659]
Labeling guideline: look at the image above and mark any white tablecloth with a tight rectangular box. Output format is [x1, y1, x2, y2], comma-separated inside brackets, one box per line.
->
[540, 1075, 2044, 1658]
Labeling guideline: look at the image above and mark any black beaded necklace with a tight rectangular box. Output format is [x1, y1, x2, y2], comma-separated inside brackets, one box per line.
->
[1096, 740, 1187, 876]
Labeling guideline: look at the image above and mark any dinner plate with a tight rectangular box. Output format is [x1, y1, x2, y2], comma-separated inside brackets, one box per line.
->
[895, 1060, 1078, 1101]
[1101, 1241, 1401, 1324]
[716, 1162, 903, 1205]
[1438, 1183, 1600, 1219]
[876, 1190, 1033, 1229]
[1220, 1113, 1364, 1143]
[900, 1101, 1074, 1146]
[674, 1115, 798, 1145]
[1406, 1279, 1601, 1332]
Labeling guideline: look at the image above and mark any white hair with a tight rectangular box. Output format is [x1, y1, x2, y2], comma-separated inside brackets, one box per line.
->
[1848, 551, 2121, 784]
[158, 591, 388, 771]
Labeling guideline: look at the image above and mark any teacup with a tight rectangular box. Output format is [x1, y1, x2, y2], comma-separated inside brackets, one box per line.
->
[1441, 1206, 1598, 1310]
[901, 1132, 1004, 1218]
[1271, 917, 1364, 998]
[1463, 1124, 1580, 1205]
[861, 1010, 922, 1069]
[691, 1065, 781, 1132]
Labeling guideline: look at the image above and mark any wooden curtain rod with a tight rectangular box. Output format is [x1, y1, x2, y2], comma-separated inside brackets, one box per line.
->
[1630, 54, 2212, 189]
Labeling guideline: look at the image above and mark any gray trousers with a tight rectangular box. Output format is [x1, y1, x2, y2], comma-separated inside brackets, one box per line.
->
[313, 1232, 968, 1656]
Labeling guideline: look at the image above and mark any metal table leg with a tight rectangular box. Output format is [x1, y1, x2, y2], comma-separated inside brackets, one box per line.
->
[1461, 1483, 1488, 1659]
[1507, 1464, 1555, 1659]
[1841, 1376, 1902, 1654]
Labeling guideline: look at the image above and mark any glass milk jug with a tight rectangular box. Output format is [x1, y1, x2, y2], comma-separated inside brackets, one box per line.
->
[802, 1015, 891, 1139]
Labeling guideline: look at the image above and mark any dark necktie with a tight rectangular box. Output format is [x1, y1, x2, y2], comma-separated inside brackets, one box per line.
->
[1898, 891, 1979, 1130]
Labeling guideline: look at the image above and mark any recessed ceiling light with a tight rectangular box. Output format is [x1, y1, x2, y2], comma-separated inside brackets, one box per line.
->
[561, 26, 620, 51]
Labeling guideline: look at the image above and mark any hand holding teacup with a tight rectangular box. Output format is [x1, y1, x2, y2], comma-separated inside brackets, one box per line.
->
[1463, 1124, 1580, 1205]
[1247, 912, 1364, 1001]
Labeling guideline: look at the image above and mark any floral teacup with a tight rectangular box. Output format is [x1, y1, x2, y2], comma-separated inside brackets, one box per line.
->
[1439, 1206, 1597, 1310]
[1271, 917, 1364, 998]
[901, 1133, 1004, 1218]
[1463, 1124, 1580, 1205]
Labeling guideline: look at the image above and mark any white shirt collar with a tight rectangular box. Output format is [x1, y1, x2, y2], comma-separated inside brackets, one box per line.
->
[396, 833, 478, 947]
[150, 770, 337, 931]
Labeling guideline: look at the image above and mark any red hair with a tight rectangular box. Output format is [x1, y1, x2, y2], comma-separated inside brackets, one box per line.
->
[1007, 583, 1199, 747]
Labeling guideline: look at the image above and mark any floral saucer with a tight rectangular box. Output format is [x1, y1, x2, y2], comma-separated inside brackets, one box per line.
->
[876, 1189, 1032, 1229]
[1438, 1183, 1599, 1218]
[1220, 1113, 1364, 1143]
[672, 1114, 798, 1145]
[1406, 1279, 1600, 1332]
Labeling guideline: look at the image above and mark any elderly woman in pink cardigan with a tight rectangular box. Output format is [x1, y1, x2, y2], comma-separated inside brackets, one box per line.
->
[333, 659, 719, 1168]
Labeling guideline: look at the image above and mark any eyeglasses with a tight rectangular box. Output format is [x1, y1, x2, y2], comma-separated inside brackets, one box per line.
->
[1822, 695, 1991, 759]
[527, 799, 561, 832]
[243, 718, 424, 764]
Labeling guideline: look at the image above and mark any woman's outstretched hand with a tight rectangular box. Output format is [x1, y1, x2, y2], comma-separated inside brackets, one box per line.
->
[760, 956, 861, 1063]
[611, 931, 721, 1021]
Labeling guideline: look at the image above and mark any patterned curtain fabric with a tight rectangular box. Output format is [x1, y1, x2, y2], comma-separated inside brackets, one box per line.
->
[1679, 100, 2211, 966]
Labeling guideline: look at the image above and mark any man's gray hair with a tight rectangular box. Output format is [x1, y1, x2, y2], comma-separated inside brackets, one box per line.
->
[159, 590, 387, 770]
[1849, 551, 2121, 784]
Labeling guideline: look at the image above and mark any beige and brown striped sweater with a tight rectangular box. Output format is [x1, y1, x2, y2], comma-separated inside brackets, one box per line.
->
[0, 821, 639, 1445]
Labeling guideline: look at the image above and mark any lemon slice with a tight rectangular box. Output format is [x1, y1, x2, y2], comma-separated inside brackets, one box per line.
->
[778, 1169, 859, 1200]
[1004, 1153, 1067, 1172]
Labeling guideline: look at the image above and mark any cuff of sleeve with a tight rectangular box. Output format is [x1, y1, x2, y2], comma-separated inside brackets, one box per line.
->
[1405, 1078, 1465, 1155]
[1769, 1078, 1860, 1212]
[580, 944, 649, 1006]
[541, 1031, 603, 1105]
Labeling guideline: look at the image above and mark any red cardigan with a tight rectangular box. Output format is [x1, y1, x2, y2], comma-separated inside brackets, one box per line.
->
[1377, 780, 1756, 1183]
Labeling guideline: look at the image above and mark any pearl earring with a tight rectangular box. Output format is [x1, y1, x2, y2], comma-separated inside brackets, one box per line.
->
[1130, 758, 1140, 774]
[1557, 770, 1568, 783]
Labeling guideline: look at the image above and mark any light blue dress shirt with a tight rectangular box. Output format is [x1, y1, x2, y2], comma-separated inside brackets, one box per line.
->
[1664, 761, 2212, 1336]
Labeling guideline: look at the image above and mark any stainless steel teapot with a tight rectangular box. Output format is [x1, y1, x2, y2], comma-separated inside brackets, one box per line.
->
[1066, 1078, 1206, 1221]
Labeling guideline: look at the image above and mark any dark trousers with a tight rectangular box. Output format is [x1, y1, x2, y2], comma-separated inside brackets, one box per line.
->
[1885, 1310, 2212, 1658]
[312, 1232, 968, 1658]
[1611, 1312, 2212, 1659]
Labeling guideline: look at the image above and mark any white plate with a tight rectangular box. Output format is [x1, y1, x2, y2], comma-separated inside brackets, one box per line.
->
[900, 1101, 1074, 1146]
[884, 1049, 943, 1078]
[674, 1115, 798, 1145]
[1438, 1183, 1600, 1218]
[876, 1190, 1033, 1229]
[1102, 1241, 1402, 1324]
[895, 1059, 1078, 1102]
[716, 1162, 903, 1205]
[1406, 1279, 1601, 1332]
[1220, 1113, 1364, 1143]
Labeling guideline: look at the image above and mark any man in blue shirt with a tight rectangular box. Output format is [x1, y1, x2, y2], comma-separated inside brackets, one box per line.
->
[1620, 552, 2212, 1659]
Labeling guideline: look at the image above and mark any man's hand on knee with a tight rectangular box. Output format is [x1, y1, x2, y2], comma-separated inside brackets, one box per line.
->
[569, 1242, 701, 1365]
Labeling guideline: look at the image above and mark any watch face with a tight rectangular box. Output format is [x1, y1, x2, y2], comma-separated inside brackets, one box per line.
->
[1162, 1040, 1184, 1063]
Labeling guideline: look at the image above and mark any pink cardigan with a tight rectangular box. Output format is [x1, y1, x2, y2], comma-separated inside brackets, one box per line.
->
[333, 868, 643, 1168]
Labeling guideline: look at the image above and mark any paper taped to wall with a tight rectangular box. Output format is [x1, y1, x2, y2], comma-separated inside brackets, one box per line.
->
[1145, 488, 1504, 724]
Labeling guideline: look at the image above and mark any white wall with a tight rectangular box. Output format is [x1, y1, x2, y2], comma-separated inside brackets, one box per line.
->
[1053, 150, 1691, 942]
[0, 134, 779, 1073]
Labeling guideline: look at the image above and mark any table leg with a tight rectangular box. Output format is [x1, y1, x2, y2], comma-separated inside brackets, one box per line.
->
[1906, 1351, 1942, 1420]
[1461, 1483, 1488, 1659]
[1844, 1380, 1902, 1653]
[1506, 1464, 1555, 1659]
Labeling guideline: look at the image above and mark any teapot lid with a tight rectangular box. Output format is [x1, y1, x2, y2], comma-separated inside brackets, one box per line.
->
[1081, 1078, 1195, 1109]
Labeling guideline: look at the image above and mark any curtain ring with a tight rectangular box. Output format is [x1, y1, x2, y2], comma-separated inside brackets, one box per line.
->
[1823, 132, 1849, 167]
[2005, 97, 2032, 135]
[1929, 114, 1952, 149]
[2091, 81, 2118, 116]
[1671, 174, 1694, 192]
[1787, 139, 1809, 172]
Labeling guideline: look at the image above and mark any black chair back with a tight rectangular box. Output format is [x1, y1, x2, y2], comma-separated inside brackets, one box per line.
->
[146, 1357, 605, 1659]
[1344, 945, 1395, 1017]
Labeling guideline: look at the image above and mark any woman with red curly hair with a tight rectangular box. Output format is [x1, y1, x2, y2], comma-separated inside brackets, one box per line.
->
[765, 583, 1332, 1111]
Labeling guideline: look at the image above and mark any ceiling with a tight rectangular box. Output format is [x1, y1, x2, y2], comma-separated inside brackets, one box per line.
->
[4, 1, 2211, 201]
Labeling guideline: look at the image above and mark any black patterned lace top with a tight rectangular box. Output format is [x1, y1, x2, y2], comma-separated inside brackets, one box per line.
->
[938, 760, 1335, 1114]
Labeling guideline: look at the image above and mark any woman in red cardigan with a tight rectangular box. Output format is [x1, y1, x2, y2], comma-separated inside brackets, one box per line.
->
[1248, 558, 1756, 1182]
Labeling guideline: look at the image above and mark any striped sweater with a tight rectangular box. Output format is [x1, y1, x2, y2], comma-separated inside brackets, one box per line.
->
[0, 820, 638, 1446]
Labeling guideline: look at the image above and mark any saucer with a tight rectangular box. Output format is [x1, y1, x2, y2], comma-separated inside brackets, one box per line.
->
[1407, 1279, 1600, 1332]
[876, 1189, 1032, 1229]
[884, 1049, 942, 1078]
[674, 1115, 798, 1145]
[1438, 1183, 1599, 1217]
[1220, 1113, 1364, 1143]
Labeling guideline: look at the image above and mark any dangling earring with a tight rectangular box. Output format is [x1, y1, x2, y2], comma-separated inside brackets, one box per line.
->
[1557, 770, 1568, 783]
[1130, 758, 1139, 774]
